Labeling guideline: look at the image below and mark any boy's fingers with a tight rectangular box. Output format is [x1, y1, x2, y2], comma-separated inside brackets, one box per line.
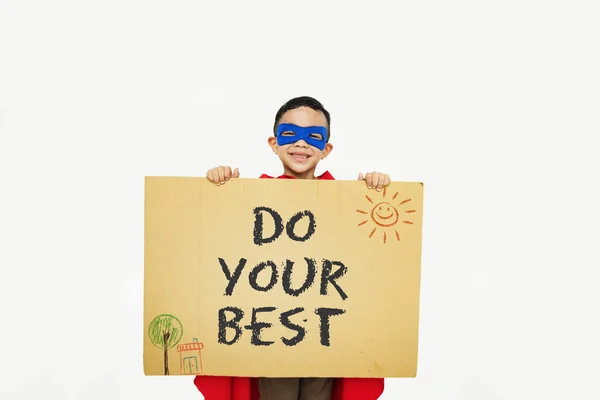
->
[217, 167, 225, 184]
[224, 166, 232, 180]
[207, 169, 216, 183]
[359, 172, 390, 190]
[233, 168, 240, 178]
[372, 174, 380, 190]
[376, 176, 385, 191]
[376, 175, 390, 191]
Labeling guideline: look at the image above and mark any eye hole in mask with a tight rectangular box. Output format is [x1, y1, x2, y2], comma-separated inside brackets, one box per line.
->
[280, 131, 324, 140]
[276, 123, 328, 151]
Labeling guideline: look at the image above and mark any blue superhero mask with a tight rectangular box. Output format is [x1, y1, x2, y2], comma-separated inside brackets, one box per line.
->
[275, 123, 328, 151]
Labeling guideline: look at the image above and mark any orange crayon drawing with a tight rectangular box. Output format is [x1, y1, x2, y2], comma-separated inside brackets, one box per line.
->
[356, 189, 416, 243]
[177, 338, 204, 375]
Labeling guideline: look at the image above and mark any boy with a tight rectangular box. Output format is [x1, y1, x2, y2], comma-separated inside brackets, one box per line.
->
[195, 96, 388, 400]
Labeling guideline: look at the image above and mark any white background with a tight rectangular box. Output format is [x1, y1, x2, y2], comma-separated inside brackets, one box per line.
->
[1, 1, 599, 399]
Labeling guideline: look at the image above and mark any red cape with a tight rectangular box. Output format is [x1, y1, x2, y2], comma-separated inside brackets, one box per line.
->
[193, 171, 385, 399]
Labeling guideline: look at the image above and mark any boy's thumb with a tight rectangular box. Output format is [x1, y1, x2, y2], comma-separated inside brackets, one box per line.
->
[233, 168, 240, 178]
[358, 172, 364, 180]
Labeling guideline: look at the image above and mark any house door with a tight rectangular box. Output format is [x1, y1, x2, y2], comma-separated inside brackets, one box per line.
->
[183, 356, 198, 374]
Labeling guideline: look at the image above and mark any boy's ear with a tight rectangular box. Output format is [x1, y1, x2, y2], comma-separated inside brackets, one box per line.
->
[321, 142, 333, 159]
[268, 136, 278, 153]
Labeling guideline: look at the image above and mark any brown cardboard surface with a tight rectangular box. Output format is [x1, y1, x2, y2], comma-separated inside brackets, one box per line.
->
[144, 177, 423, 378]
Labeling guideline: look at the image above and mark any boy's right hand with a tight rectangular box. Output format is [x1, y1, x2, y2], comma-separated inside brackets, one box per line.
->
[206, 165, 240, 185]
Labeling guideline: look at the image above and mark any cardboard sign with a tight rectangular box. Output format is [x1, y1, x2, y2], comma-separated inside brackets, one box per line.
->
[144, 177, 423, 378]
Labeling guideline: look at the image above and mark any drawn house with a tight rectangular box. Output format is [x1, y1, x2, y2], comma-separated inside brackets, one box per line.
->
[177, 338, 204, 375]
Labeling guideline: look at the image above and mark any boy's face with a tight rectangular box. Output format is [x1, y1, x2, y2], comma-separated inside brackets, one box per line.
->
[268, 106, 333, 178]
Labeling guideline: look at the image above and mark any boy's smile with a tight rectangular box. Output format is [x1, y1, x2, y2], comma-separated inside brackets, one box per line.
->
[286, 139, 315, 163]
[289, 151, 311, 162]
[268, 106, 333, 179]
[284, 140, 316, 166]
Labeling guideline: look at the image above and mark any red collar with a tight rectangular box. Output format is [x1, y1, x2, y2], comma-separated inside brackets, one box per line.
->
[259, 171, 335, 180]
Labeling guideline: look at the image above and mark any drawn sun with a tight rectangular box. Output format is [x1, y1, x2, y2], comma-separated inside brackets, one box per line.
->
[356, 187, 416, 243]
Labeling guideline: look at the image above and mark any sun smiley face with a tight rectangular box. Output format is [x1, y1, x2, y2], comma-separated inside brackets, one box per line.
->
[357, 187, 416, 244]
[371, 202, 399, 227]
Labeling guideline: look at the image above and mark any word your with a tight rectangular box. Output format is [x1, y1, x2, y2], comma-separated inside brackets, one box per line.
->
[218, 257, 348, 300]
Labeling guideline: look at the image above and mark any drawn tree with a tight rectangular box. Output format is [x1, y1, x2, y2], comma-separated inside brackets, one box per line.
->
[148, 314, 183, 375]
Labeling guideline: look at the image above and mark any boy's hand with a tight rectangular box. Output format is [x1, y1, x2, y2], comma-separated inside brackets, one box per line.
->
[358, 171, 390, 191]
[206, 165, 240, 185]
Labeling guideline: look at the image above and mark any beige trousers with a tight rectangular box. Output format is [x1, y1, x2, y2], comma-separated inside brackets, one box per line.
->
[258, 377, 333, 400]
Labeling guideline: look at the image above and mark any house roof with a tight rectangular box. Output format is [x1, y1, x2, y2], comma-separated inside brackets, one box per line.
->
[177, 341, 204, 352]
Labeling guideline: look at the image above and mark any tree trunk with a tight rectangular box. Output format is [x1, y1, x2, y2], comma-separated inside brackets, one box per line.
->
[163, 331, 171, 375]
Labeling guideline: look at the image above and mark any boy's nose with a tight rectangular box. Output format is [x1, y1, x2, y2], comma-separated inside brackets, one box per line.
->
[294, 140, 309, 148]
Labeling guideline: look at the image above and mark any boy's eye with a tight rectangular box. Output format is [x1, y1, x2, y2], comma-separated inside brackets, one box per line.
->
[281, 131, 295, 136]
[309, 134, 323, 140]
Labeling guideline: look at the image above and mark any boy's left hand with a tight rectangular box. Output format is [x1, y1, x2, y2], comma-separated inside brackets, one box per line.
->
[358, 171, 391, 191]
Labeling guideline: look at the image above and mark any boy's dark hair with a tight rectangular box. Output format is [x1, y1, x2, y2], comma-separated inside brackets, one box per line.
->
[273, 96, 331, 141]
